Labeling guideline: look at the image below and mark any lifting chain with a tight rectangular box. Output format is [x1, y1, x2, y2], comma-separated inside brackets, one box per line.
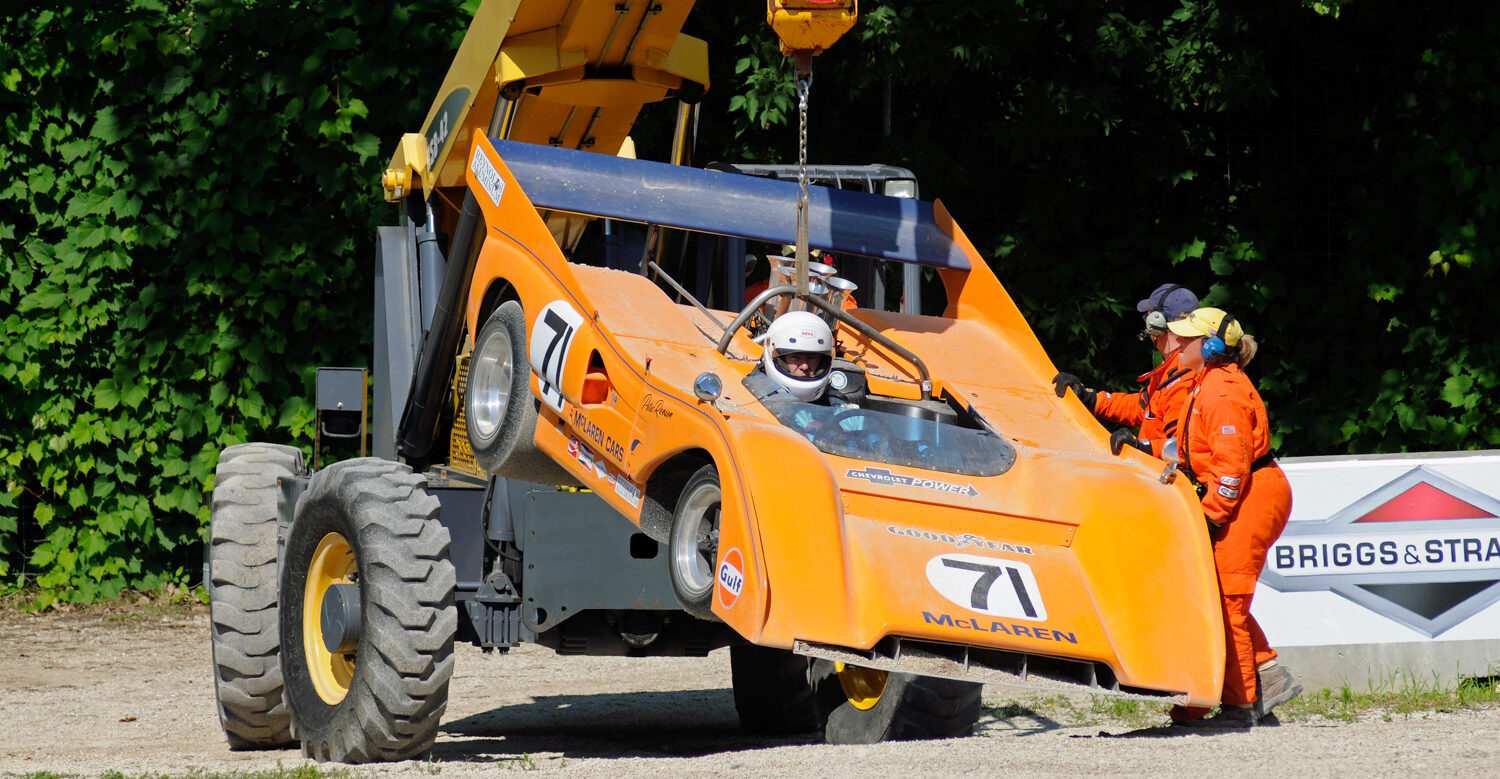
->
[794, 69, 812, 299]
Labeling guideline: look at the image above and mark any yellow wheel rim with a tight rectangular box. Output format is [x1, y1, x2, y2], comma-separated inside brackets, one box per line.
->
[304, 532, 357, 705]
[835, 662, 888, 711]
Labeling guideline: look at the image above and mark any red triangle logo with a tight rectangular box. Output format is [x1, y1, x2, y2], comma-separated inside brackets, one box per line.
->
[1353, 482, 1497, 523]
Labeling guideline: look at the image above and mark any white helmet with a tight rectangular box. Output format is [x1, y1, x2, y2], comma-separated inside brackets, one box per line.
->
[762, 311, 834, 401]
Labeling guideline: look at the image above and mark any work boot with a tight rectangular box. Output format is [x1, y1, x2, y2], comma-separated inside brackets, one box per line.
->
[1172, 704, 1259, 730]
[1255, 661, 1304, 719]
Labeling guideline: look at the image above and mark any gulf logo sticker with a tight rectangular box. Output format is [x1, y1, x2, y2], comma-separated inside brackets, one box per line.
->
[718, 547, 745, 610]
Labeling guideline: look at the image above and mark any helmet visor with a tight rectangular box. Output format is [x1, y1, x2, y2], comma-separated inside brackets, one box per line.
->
[772, 351, 830, 380]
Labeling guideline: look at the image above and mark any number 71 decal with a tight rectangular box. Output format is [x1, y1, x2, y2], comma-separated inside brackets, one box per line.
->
[529, 300, 585, 413]
[925, 553, 1047, 621]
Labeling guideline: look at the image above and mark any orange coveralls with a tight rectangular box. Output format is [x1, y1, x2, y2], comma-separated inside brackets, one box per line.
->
[1092, 349, 1195, 457]
[1176, 362, 1292, 707]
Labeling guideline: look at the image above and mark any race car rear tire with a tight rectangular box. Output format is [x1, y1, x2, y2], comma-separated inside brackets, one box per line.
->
[811, 659, 983, 744]
[209, 443, 305, 750]
[731, 644, 821, 734]
[466, 300, 576, 486]
[668, 464, 721, 620]
[278, 458, 456, 763]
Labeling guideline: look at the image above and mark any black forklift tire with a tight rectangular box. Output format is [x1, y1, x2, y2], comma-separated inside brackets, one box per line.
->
[811, 659, 983, 744]
[466, 300, 576, 486]
[209, 442, 305, 750]
[278, 458, 456, 763]
[730, 644, 821, 734]
[667, 464, 721, 620]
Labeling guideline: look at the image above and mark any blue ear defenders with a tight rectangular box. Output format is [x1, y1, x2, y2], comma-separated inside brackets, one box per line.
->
[1201, 313, 1237, 363]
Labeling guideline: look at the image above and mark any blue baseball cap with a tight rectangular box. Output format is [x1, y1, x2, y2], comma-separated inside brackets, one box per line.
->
[1136, 284, 1199, 322]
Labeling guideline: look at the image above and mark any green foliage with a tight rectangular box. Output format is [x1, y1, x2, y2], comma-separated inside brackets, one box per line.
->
[0, 1, 465, 601]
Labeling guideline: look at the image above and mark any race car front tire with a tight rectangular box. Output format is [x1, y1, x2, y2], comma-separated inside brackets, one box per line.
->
[466, 300, 575, 485]
[667, 464, 721, 620]
[812, 659, 983, 744]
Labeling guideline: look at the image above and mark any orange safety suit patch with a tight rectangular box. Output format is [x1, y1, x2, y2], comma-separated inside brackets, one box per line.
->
[1092, 349, 1195, 454]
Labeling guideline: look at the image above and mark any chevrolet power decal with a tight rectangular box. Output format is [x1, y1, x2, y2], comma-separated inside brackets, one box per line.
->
[846, 466, 979, 497]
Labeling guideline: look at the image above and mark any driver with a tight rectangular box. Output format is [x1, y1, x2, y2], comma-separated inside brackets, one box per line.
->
[760, 311, 850, 405]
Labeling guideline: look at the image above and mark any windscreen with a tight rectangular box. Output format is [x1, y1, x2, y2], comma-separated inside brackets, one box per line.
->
[761, 401, 1015, 478]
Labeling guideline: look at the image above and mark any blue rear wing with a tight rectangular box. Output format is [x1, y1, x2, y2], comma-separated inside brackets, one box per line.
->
[489, 139, 971, 271]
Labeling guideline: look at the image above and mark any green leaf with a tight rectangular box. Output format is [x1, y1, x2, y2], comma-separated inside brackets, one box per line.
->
[1441, 374, 1474, 409]
[90, 108, 126, 144]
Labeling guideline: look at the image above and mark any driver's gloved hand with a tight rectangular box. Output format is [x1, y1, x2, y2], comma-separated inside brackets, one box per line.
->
[1109, 428, 1152, 456]
[1051, 372, 1097, 409]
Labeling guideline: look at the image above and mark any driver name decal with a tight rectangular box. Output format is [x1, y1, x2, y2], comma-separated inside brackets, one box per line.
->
[845, 466, 979, 497]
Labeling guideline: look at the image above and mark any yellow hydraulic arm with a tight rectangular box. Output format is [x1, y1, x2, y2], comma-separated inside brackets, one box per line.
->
[381, 0, 712, 203]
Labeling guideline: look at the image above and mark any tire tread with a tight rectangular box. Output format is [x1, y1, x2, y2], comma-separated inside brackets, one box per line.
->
[282, 458, 456, 764]
[210, 442, 304, 750]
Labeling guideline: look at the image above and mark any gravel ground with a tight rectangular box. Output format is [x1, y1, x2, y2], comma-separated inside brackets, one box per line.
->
[3, 605, 1498, 777]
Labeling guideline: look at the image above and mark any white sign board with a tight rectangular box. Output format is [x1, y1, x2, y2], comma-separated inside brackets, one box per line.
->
[1258, 452, 1500, 649]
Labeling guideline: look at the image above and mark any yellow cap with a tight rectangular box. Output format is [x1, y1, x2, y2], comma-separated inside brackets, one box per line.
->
[1167, 306, 1243, 346]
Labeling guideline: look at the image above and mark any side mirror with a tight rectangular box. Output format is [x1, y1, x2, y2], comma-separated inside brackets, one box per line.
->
[693, 372, 723, 402]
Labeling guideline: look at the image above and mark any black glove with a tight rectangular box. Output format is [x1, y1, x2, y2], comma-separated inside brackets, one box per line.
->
[1051, 372, 1097, 409]
[1109, 428, 1152, 456]
[1206, 518, 1227, 543]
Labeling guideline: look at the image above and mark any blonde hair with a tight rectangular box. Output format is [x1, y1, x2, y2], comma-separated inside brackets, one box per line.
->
[1235, 334, 1258, 368]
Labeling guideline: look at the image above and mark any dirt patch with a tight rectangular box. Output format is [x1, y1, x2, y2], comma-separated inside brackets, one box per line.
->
[3, 605, 1499, 777]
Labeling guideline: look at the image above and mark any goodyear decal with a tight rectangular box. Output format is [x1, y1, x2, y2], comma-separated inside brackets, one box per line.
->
[886, 525, 1033, 555]
[921, 611, 1078, 644]
[926, 553, 1047, 621]
[845, 466, 979, 497]
[718, 548, 745, 609]
[1263, 465, 1500, 637]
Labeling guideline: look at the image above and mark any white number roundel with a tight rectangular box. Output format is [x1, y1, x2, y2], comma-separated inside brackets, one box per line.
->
[529, 300, 585, 413]
[925, 553, 1047, 621]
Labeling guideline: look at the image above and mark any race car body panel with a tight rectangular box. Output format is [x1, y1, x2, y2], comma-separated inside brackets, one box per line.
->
[460, 133, 1225, 706]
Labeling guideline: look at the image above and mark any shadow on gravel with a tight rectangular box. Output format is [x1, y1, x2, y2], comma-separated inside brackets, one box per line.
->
[1086, 715, 1281, 739]
[978, 709, 1069, 737]
[437, 689, 821, 761]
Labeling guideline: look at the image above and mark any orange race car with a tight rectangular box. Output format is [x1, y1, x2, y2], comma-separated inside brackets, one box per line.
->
[451, 134, 1224, 730]
[209, 136, 1225, 763]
